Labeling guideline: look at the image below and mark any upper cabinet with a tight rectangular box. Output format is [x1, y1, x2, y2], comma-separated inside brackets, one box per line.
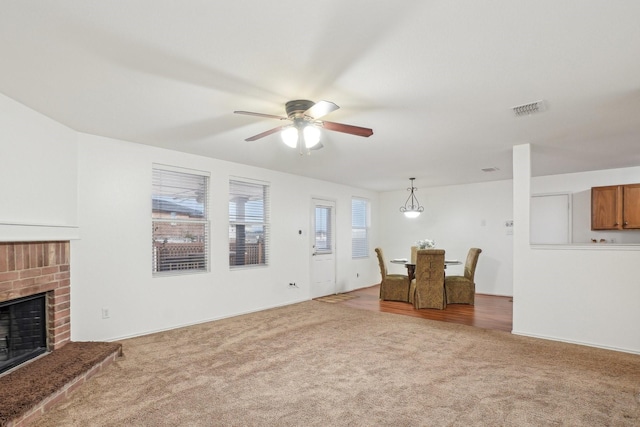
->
[623, 184, 640, 228]
[591, 184, 640, 230]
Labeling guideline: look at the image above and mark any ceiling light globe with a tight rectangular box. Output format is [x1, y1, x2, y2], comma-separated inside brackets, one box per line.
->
[303, 125, 321, 148]
[281, 127, 298, 148]
[404, 211, 421, 219]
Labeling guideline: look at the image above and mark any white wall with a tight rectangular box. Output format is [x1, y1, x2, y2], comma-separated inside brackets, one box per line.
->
[379, 180, 514, 297]
[514, 144, 640, 354]
[533, 166, 640, 244]
[72, 133, 380, 341]
[0, 92, 79, 241]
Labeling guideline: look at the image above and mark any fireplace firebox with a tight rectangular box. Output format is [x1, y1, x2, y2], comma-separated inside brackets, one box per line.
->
[0, 293, 48, 374]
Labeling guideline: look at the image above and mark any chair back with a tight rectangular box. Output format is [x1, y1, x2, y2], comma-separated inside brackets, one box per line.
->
[416, 249, 446, 277]
[464, 248, 482, 281]
[374, 247, 387, 279]
[410, 246, 418, 264]
[414, 249, 446, 309]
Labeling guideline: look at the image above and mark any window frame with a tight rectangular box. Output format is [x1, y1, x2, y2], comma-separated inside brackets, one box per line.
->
[229, 177, 270, 269]
[152, 164, 210, 276]
[351, 197, 370, 259]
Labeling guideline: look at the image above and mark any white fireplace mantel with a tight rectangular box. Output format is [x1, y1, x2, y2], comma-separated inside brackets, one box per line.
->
[0, 222, 80, 241]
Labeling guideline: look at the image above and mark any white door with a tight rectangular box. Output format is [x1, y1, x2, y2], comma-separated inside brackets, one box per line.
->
[311, 199, 336, 298]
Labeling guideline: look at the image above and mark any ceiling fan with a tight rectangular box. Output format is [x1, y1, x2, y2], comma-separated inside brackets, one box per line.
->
[234, 100, 373, 153]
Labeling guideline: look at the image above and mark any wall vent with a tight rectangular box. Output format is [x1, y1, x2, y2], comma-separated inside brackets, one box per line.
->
[512, 100, 546, 117]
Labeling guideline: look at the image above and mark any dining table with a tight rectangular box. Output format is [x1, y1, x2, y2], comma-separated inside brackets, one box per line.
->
[390, 258, 462, 282]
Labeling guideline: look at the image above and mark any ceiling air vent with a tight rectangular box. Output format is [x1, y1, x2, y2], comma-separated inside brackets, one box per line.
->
[512, 100, 546, 117]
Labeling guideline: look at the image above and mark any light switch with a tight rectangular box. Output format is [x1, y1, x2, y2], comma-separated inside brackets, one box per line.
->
[505, 220, 514, 235]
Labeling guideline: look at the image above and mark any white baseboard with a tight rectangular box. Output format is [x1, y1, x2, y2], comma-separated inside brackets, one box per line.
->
[511, 330, 640, 355]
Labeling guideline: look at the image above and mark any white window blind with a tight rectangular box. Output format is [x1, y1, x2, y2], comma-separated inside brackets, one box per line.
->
[229, 178, 269, 268]
[314, 206, 333, 254]
[152, 166, 209, 274]
[352, 197, 369, 258]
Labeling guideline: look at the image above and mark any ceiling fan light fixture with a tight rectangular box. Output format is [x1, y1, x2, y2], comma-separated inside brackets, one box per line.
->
[281, 127, 298, 148]
[303, 125, 321, 148]
[399, 178, 424, 218]
[235, 99, 373, 151]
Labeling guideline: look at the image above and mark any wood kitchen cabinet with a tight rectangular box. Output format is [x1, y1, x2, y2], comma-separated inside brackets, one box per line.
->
[591, 184, 640, 230]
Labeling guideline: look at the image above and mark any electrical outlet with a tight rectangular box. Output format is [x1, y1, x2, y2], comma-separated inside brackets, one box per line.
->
[101, 308, 110, 319]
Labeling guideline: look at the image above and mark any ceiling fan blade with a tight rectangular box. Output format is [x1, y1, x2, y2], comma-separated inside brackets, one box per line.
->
[245, 125, 288, 141]
[304, 100, 339, 119]
[320, 121, 374, 138]
[234, 110, 288, 120]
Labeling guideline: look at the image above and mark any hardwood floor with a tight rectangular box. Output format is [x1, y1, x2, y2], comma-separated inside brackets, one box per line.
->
[338, 285, 513, 332]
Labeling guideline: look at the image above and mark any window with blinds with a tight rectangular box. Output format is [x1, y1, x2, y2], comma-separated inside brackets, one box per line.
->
[352, 197, 369, 258]
[229, 178, 269, 268]
[314, 205, 333, 254]
[152, 166, 209, 275]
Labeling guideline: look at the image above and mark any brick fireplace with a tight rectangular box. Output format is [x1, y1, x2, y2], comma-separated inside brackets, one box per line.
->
[0, 241, 71, 365]
[0, 241, 123, 426]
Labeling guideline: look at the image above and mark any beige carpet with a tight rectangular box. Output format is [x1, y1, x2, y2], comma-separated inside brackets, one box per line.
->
[33, 301, 639, 426]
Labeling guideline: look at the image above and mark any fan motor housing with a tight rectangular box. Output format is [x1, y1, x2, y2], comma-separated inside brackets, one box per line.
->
[285, 99, 314, 118]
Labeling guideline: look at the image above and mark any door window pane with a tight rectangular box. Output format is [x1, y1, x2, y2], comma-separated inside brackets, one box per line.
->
[315, 206, 332, 253]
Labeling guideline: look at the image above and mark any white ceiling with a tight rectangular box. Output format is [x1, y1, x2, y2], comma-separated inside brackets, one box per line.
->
[1, 1, 639, 192]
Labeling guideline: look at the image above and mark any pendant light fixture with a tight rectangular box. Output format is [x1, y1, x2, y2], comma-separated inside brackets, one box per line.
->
[400, 178, 424, 218]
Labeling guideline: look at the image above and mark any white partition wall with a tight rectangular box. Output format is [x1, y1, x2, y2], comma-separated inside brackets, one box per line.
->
[513, 144, 640, 354]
